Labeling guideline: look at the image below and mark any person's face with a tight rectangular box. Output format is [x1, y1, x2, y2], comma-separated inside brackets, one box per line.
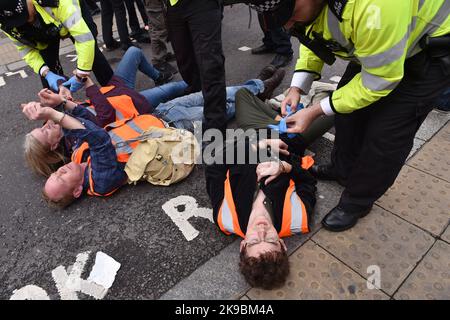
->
[284, 0, 324, 29]
[241, 214, 287, 258]
[44, 162, 84, 201]
[31, 120, 63, 150]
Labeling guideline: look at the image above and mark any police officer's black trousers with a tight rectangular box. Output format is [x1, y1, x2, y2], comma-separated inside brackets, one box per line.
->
[331, 50, 450, 214]
[40, 0, 113, 88]
[166, 0, 227, 132]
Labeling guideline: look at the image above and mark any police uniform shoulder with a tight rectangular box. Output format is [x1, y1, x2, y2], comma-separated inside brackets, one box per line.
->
[35, 0, 59, 8]
[327, 0, 348, 22]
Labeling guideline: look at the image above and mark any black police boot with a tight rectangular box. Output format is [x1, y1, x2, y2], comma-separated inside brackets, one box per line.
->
[270, 53, 293, 68]
[251, 44, 275, 55]
[310, 164, 347, 187]
[322, 206, 372, 232]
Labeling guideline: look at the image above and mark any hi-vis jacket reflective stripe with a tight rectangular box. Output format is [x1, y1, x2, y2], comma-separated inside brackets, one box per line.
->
[85, 86, 140, 121]
[293, 0, 450, 114]
[217, 156, 314, 238]
[4, 0, 95, 74]
[71, 114, 165, 165]
[71, 114, 165, 196]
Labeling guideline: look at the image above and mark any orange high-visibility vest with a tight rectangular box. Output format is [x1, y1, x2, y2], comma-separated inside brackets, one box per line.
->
[217, 156, 315, 238]
[71, 114, 165, 196]
[84, 85, 140, 121]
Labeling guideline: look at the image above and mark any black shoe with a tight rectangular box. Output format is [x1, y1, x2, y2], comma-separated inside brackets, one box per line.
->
[155, 69, 174, 86]
[134, 32, 152, 43]
[121, 42, 141, 51]
[257, 65, 277, 81]
[164, 52, 176, 62]
[103, 40, 121, 51]
[270, 53, 293, 68]
[251, 44, 275, 55]
[310, 164, 346, 186]
[154, 61, 178, 75]
[322, 206, 372, 232]
[258, 68, 286, 101]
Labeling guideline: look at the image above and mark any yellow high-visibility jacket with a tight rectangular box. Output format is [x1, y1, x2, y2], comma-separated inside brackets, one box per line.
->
[3, 0, 95, 74]
[292, 0, 450, 115]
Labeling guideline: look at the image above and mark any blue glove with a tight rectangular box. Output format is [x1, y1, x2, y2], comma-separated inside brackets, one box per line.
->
[62, 75, 85, 93]
[267, 103, 305, 138]
[45, 71, 66, 92]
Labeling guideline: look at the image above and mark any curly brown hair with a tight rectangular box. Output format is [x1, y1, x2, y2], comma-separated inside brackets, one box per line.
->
[239, 246, 289, 290]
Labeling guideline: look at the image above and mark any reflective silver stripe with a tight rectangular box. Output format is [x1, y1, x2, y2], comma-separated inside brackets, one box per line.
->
[327, 8, 354, 53]
[289, 190, 303, 234]
[63, 0, 83, 29]
[407, 0, 450, 57]
[108, 131, 134, 154]
[86, 107, 97, 116]
[220, 200, 235, 234]
[72, 32, 94, 43]
[126, 120, 146, 135]
[115, 109, 125, 120]
[359, 18, 417, 69]
[418, 0, 425, 11]
[19, 46, 32, 58]
[362, 70, 400, 91]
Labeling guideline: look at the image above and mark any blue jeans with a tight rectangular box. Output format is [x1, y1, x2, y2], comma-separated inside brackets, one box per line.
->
[153, 79, 264, 131]
[436, 87, 450, 111]
[114, 46, 188, 107]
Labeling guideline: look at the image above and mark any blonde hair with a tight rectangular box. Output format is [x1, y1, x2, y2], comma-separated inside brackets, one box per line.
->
[42, 187, 75, 209]
[24, 133, 67, 177]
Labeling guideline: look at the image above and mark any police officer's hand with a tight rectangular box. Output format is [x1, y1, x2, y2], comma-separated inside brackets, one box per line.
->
[281, 87, 302, 116]
[38, 89, 63, 108]
[45, 71, 66, 92]
[286, 103, 324, 133]
[21, 102, 56, 122]
[62, 75, 85, 93]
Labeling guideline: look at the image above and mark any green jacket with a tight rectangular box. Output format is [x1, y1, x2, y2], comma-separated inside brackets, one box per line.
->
[292, 0, 450, 114]
[3, 0, 95, 74]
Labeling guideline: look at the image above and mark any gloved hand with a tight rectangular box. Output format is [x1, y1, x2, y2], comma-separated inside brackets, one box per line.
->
[268, 103, 304, 138]
[62, 75, 85, 93]
[45, 71, 66, 92]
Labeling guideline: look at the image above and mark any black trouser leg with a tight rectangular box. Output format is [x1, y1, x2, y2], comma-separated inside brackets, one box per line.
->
[39, 39, 64, 89]
[80, 0, 114, 85]
[167, 0, 226, 131]
[336, 51, 450, 213]
[125, 0, 142, 34]
[331, 62, 364, 182]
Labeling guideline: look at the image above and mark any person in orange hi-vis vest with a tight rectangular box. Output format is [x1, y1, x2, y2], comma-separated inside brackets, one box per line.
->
[205, 134, 317, 290]
[21, 101, 154, 208]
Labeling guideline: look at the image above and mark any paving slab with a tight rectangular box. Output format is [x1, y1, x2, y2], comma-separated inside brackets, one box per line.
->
[376, 165, 450, 236]
[408, 138, 426, 160]
[408, 122, 450, 182]
[442, 225, 450, 244]
[246, 241, 389, 300]
[312, 206, 434, 295]
[394, 241, 450, 300]
[415, 111, 450, 142]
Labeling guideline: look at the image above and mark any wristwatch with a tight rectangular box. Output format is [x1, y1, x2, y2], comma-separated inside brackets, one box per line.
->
[75, 74, 88, 82]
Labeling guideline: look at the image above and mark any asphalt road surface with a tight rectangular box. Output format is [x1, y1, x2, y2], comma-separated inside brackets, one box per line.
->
[0, 4, 346, 300]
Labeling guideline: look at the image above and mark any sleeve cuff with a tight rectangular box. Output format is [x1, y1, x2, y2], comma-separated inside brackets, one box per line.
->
[320, 96, 336, 116]
[39, 65, 49, 77]
[76, 69, 91, 76]
[290, 72, 316, 95]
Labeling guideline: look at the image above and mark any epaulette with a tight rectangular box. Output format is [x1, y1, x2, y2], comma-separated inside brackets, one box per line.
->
[35, 0, 60, 8]
[327, 0, 348, 22]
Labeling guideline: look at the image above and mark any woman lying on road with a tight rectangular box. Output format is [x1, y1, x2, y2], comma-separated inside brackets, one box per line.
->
[206, 134, 317, 290]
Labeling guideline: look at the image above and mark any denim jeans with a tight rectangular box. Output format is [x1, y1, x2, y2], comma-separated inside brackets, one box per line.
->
[114, 47, 188, 106]
[153, 79, 264, 131]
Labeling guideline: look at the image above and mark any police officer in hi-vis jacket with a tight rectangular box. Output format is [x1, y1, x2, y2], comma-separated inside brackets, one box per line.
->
[0, 0, 113, 92]
[248, 0, 450, 232]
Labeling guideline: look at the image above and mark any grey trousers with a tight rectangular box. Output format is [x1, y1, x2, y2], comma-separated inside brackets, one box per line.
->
[145, 0, 168, 64]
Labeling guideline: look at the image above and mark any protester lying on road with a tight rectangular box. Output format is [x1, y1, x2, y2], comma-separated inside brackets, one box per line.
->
[206, 135, 317, 289]
[23, 64, 285, 177]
